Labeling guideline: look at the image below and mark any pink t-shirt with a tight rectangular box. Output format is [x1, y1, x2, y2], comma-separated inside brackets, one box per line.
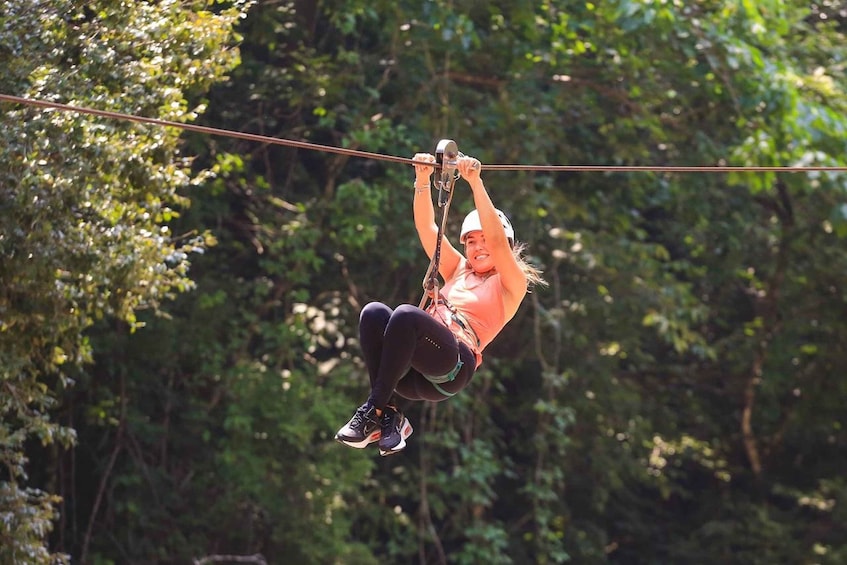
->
[427, 265, 507, 367]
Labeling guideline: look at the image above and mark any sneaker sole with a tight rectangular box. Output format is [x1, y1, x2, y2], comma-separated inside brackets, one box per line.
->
[379, 418, 414, 457]
[335, 429, 381, 449]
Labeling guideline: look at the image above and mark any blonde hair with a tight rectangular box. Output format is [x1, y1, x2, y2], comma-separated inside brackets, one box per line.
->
[513, 242, 547, 288]
[461, 240, 547, 288]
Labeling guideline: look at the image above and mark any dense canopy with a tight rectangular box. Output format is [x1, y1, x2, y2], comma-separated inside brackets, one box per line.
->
[2, 1, 847, 563]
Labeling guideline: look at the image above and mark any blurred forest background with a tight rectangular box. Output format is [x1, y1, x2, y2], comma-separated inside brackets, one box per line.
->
[2, 0, 847, 563]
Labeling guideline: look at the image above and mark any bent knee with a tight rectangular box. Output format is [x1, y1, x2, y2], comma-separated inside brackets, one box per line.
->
[390, 304, 424, 326]
[360, 301, 391, 323]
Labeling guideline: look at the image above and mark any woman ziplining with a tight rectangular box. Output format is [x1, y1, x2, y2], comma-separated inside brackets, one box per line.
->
[334, 145, 546, 456]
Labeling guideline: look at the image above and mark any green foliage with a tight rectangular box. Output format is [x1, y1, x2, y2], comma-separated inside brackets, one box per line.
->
[6, 0, 847, 563]
[0, 484, 67, 564]
[0, 0, 250, 561]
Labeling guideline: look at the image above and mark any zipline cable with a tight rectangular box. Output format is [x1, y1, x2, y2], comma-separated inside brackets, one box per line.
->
[0, 93, 409, 165]
[3, 93, 847, 174]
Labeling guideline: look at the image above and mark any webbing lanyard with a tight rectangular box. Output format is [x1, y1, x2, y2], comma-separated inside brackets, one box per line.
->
[418, 139, 461, 310]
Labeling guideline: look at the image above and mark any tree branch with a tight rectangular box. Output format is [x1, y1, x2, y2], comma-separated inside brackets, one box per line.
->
[741, 360, 763, 476]
[417, 403, 448, 565]
[743, 181, 792, 476]
[81, 372, 127, 564]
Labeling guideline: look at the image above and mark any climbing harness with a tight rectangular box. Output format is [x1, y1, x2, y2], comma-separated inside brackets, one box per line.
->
[426, 357, 463, 397]
[421, 295, 479, 396]
[424, 355, 464, 385]
[439, 295, 481, 347]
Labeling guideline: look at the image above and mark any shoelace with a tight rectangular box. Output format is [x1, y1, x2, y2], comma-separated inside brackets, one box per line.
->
[351, 405, 371, 427]
[381, 408, 399, 431]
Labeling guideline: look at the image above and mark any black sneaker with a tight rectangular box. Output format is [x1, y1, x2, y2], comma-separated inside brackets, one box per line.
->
[335, 402, 381, 448]
[378, 406, 413, 456]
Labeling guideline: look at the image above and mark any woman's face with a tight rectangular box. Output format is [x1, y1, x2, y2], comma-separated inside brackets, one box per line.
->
[463, 231, 495, 273]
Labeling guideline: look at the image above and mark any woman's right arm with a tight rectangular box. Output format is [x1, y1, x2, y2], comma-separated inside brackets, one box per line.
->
[412, 153, 462, 280]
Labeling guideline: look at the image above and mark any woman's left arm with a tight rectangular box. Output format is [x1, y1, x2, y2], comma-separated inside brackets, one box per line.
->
[457, 157, 528, 314]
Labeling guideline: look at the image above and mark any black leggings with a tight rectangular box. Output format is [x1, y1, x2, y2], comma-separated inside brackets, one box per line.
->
[359, 302, 477, 408]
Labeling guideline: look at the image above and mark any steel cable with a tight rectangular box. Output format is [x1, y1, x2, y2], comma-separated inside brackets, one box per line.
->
[3, 93, 847, 174]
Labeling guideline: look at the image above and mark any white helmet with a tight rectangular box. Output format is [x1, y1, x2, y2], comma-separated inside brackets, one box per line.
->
[460, 208, 515, 246]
